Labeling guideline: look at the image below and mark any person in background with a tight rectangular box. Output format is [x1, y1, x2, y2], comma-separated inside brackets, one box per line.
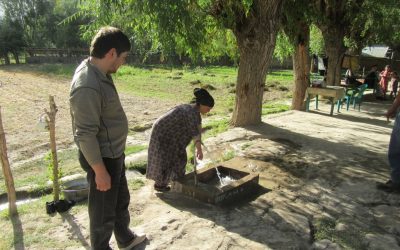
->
[344, 68, 362, 87]
[379, 65, 392, 100]
[69, 26, 146, 250]
[377, 92, 400, 193]
[146, 88, 214, 191]
[364, 65, 379, 92]
[389, 71, 399, 99]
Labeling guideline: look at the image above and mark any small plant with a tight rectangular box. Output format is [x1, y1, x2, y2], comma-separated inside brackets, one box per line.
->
[186, 162, 194, 172]
[126, 161, 147, 174]
[44, 151, 62, 182]
[221, 150, 235, 161]
[314, 217, 366, 249]
[128, 179, 145, 190]
[241, 143, 252, 150]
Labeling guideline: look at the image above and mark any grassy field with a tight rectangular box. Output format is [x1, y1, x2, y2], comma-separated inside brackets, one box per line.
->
[24, 63, 294, 115]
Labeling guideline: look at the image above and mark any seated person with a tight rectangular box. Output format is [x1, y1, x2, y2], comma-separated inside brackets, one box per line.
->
[345, 68, 363, 87]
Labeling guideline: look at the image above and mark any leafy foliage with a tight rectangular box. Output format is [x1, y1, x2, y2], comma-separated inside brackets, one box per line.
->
[310, 24, 325, 56]
[44, 151, 62, 181]
[0, 18, 25, 61]
[75, 0, 247, 63]
[0, 0, 86, 54]
[274, 31, 294, 62]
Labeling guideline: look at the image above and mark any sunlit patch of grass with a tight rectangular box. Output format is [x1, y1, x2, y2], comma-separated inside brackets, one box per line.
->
[221, 150, 235, 161]
[0, 148, 81, 194]
[128, 179, 145, 190]
[12, 64, 294, 119]
[126, 161, 147, 174]
[0, 194, 89, 249]
[241, 142, 252, 150]
[314, 217, 366, 249]
[125, 145, 147, 156]
[34, 63, 77, 77]
[262, 102, 290, 115]
[203, 118, 230, 138]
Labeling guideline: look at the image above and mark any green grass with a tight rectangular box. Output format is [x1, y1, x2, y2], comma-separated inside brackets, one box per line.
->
[128, 178, 145, 190]
[221, 150, 235, 161]
[314, 217, 366, 249]
[262, 102, 291, 115]
[34, 63, 77, 77]
[0, 144, 147, 195]
[113, 65, 240, 116]
[125, 145, 147, 156]
[0, 148, 80, 194]
[203, 118, 230, 138]
[126, 161, 147, 174]
[7, 63, 294, 118]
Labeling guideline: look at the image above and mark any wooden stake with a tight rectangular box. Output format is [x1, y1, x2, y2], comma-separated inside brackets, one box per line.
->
[0, 106, 17, 216]
[45, 96, 60, 201]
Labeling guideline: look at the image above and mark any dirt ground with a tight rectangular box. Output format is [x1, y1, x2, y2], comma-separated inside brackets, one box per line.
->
[0, 67, 177, 165]
[1, 68, 400, 249]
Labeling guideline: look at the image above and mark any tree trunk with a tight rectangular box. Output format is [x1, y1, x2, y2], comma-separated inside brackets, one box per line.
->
[232, 39, 275, 126]
[320, 26, 346, 86]
[12, 53, 20, 64]
[4, 54, 10, 65]
[231, 0, 283, 126]
[291, 23, 310, 110]
[0, 107, 18, 216]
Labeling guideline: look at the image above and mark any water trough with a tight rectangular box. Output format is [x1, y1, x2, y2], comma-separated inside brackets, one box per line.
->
[172, 164, 259, 205]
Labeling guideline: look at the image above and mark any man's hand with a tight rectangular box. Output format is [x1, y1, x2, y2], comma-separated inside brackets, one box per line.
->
[92, 163, 111, 191]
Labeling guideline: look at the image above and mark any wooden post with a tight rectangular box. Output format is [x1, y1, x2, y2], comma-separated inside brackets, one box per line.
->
[45, 96, 60, 201]
[0, 106, 17, 216]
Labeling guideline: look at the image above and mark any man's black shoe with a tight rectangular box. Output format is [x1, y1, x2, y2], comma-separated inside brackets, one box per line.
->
[46, 201, 56, 214]
[376, 180, 400, 193]
[54, 199, 76, 213]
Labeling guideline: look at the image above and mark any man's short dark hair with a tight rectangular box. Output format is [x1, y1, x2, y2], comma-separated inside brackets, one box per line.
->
[90, 26, 131, 58]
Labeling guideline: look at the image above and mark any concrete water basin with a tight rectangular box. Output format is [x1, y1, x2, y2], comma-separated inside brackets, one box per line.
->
[172, 164, 259, 205]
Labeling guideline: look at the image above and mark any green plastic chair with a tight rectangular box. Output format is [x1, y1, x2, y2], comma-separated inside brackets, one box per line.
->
[341, 84, 368, 111]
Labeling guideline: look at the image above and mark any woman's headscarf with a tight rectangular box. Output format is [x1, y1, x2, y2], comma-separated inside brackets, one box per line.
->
[193, 88, 214, 108]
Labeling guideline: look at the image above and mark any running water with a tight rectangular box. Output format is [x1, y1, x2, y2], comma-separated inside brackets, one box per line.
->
[215, 167, 235, 187]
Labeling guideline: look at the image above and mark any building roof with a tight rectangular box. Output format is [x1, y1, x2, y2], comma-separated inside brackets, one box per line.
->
[361, 46, 390, 58]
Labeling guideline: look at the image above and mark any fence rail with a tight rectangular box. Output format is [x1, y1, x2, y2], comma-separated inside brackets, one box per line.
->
[26, 48, 89, 57]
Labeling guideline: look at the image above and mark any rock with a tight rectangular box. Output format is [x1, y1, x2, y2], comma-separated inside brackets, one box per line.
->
[125, 151, 148, 165]
[239, 139, 290, 161]
[189, 80, 201, 85]
[364, 233, 400, 250]
[270, 208, 310, 240]
[311, 239, 341, 250]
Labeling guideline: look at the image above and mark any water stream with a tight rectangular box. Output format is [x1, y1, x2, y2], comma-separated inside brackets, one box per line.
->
[215, 167, 235, 187]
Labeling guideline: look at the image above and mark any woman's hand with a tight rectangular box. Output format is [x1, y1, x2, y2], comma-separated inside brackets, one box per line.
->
[196, 147, 203, 160]
[195, 140, 203, 160]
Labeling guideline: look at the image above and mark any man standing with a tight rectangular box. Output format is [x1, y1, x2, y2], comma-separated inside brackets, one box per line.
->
[377, 93, 400, 193]
[70, 27, 146, 250]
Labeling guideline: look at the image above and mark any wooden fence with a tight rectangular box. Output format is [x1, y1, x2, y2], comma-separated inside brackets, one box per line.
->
[25, 48, 89, 64]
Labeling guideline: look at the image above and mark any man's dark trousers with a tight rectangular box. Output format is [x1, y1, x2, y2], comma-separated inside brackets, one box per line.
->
[79, 151, 134, 250]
